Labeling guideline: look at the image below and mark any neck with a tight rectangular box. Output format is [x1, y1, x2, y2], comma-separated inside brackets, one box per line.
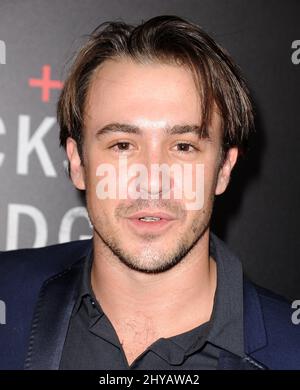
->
[91, 228, 217, 338]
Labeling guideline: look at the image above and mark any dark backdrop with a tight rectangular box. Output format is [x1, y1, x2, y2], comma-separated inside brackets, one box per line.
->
[0, 0, 299, 300]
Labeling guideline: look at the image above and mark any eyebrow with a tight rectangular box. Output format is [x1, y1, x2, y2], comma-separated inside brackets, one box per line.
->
[95, 122, 210, 139]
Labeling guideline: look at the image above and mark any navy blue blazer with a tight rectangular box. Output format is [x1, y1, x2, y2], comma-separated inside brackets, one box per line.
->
[0, 235, 299, 370]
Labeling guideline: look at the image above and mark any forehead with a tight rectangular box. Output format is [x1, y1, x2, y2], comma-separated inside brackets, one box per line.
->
[85, 58, 200, 124]
[84, 57, 221, 136]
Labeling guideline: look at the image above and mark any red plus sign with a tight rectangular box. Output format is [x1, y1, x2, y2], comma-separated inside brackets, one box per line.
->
[29, 65, 63, 102]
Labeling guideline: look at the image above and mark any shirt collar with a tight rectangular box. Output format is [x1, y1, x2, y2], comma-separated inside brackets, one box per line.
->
[72, 231, 245, 359]
[72, 244, 97, 316]
[206, 232, 244, 358]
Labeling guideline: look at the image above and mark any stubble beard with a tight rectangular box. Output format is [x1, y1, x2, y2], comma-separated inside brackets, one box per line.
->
[89, 201, 214, 274]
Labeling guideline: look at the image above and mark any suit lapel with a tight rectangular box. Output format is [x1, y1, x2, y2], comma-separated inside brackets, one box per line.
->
[219, 277, 269, 370]
[217, 350, 268, 370]
[24, 257, 86, 369]
[243, 277, 268, 354]
[217, 277, 269, 370]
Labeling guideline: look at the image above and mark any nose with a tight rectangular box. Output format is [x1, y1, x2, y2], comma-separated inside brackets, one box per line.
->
[135, 146, 173, 200]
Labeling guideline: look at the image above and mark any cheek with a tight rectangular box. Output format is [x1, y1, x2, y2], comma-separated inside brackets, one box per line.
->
[83, 150, 108, 190]
[204, 165, 218, 194]
[204, 149, 222, 189]
[180, 159, 218, 211]
[87, 193, 117, 228]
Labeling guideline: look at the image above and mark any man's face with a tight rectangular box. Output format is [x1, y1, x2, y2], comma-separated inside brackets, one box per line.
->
[67, 57, 237, 273]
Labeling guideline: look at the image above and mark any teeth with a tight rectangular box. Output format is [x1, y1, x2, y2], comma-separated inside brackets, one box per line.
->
[139, 216, 161, 222]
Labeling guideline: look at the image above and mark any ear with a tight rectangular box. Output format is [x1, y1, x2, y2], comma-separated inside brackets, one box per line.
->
[215, 147, 238, 195]
[66, 137, 86, 190]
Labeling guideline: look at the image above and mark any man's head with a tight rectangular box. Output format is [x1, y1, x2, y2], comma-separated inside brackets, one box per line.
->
[57, 15, 254, 274]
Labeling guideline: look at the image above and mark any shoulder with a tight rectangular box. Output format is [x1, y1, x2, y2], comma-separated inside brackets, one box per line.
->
[255, 282, 297, 332]
[0, 239, 91, 279]
[0, 240, 92, 369]
[256, 283, 300, 342]
[0, 238, 92, 303]
[0, 238, 92, 307]
[246, 279, 300, 369]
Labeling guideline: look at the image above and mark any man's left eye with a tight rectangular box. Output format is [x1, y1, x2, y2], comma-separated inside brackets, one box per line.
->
[175, 143, 197, 153]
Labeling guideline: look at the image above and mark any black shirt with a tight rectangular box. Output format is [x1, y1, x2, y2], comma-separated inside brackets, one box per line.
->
[60, 233, 244, 370]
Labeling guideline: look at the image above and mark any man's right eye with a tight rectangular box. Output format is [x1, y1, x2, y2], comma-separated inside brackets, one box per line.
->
[109, 142, 132, 152]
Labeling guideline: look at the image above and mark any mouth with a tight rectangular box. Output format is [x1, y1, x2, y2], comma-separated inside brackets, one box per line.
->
[125, 211, 177, 234]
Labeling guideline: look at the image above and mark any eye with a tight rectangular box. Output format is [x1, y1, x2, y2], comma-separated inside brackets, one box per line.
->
[109, 142, 133, 153]
[174, 143, 198, 153]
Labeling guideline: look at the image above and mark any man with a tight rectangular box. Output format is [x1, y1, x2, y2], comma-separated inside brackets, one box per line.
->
[0, 15, 299, 370]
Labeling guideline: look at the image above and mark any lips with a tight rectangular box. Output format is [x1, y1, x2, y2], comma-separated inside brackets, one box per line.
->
[127, 211, 176, 221]
[126, 210, 177, 235]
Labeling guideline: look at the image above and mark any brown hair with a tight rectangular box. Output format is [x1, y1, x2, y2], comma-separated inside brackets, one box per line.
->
[57, 15, 254, 162]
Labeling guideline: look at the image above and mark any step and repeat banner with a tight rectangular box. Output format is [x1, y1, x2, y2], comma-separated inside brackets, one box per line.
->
[0, 0, 299, 299]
